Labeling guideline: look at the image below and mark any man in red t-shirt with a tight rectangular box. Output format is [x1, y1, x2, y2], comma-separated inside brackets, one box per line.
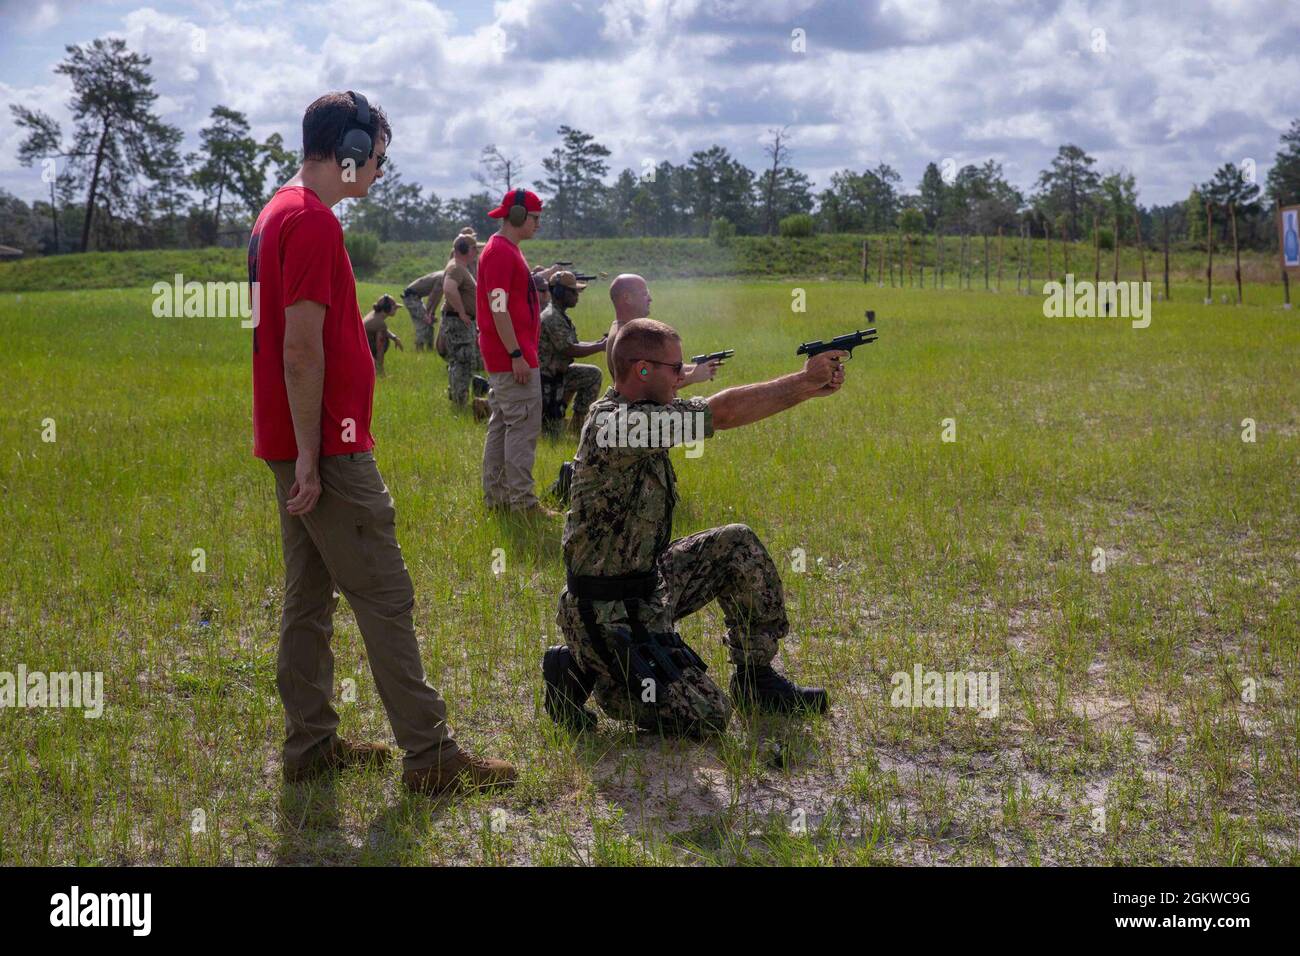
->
[249, 91, 514, 798]
[476, 188, 560, 516]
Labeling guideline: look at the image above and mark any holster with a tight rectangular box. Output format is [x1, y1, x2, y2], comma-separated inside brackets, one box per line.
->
[571, 571, 707, 694]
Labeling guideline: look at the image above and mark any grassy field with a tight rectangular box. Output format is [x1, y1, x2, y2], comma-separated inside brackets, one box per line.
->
[0, 276, 1297, 865]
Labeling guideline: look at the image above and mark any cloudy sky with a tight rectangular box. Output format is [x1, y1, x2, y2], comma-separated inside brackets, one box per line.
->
[1, 0, 1296, 208]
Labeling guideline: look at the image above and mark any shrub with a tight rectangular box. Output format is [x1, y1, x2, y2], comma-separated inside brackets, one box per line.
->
[345, 231, 381, 273]
[779, 213, 815, 238]
[1097, 228, 1115, 251]
[709, 216, 736, 245]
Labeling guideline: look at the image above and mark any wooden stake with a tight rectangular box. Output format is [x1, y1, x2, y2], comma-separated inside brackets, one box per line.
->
[1279, 203, 1292, 308]
[1093, 211, 1102, 313]
[1112, 211, 1120, 284]
[861, 239, 868, 284]
[1133, 209, 1147, 286]
[878, 234, 885, 286]
[1163, 210, 1171, 301]
[1024, 221, 1032, 293]
[996, 226, 1003, 292]
[984, 234, 990, 290]
[1045, 219, 1053, 285]
[1206, 201, 1214, 304]
[1016, 223, 1024, 292]
[1230, 202, 1242, 305]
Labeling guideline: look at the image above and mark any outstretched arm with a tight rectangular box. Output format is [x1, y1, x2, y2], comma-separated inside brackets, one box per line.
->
[706, 351, 846, 430]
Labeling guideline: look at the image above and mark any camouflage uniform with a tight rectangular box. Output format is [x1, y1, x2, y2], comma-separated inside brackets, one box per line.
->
[539, 301, 602, 434]
[403, 270, 443, 352]
[556, 388, 789, 735]
[441, 260, 478, 404]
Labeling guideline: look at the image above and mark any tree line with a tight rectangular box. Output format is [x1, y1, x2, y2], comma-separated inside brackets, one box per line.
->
[5, 36, 1300, 256]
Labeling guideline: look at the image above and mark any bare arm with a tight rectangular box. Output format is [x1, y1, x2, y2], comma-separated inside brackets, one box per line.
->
[604, 319, 620, 372]
[706, 351, 846, 430]
[563, 336, 608, 358]
[283, 299, 327, 514]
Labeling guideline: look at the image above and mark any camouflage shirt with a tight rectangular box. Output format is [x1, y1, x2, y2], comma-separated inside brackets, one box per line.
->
[538, 303, 578, 377]
[562, 387, 714, 578]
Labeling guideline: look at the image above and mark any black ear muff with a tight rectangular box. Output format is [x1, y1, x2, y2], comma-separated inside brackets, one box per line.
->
[335, 91, 374, 169]
[506, 188, 528, 227]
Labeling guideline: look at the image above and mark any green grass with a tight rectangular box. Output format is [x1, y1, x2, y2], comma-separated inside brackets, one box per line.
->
[0, 277, 1296, 865]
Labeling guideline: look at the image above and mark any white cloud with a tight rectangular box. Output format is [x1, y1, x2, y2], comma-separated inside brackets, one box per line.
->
[0, 0, 1296, 207]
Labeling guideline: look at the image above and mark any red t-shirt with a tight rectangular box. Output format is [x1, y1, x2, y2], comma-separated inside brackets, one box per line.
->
[248, 186, 375, 460]
[476, 233, 540, 372]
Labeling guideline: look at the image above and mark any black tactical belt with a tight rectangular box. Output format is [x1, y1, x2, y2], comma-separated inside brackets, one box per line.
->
[566, 570, 657, 602]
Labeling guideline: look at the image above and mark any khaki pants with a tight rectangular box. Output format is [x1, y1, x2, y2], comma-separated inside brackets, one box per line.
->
[482, 368, 542, 510]
[267, 451, 456, 772]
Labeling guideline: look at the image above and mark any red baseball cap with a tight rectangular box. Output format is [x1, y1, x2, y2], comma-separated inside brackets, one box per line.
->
[487, 188, 544, 219]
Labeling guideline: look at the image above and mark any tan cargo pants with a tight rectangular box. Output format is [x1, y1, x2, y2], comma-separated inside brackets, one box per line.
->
[482, 367, 542, 510]
[267, 451, 457, 772]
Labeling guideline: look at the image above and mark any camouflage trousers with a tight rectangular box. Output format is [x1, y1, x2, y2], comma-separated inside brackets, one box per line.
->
[556, 523, 788, 735]
[404, 293, 435, 350]
[442, 314, 479, 404]
[543, 363, 602, 436]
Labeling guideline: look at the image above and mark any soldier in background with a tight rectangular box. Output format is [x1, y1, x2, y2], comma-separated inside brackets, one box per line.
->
[440, 233, 480, 408]
[538, 271, 606, 437]
[402, 270, 443, 353]
[542, 318, 845, 738]
[363, 294, 405, 375]
[605, 273, 723, 387]
[458, 226, 479, 278]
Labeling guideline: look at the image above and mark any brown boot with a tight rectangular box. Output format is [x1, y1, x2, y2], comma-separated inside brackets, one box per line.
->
[472, 397, 491, 422]
[283, 737, 393, 784]
[402, 748, 517, 798]
[516, 503, 561, 520]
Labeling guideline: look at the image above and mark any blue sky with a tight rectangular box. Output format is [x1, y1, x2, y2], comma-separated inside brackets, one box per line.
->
[1, 0, 1296, 208]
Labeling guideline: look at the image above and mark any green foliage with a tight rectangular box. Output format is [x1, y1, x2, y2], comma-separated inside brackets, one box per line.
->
[778, 213, 815, 238]
[897, 208, 925, 235]
[1097, 227, 1115, 250]
[344, 231, 380, 274]
[709, 216, 736, 245]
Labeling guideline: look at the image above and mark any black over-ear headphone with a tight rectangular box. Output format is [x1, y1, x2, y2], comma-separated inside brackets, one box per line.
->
[335, 91, 374, 168]
[506, 188, 529, 227]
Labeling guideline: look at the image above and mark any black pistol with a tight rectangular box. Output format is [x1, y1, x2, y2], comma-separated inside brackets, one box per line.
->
[796, 311, 878, 359]
[690, 349, 734, 364]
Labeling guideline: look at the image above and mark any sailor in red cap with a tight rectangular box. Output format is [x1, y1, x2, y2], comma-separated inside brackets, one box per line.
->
[476, 189, 561, 517]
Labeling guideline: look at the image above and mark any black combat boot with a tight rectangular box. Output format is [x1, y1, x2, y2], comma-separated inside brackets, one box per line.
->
[730, 664, 829, 715]
[543, 645, 598, 732]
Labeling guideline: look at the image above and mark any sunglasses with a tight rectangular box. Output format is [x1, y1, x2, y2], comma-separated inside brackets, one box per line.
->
[373, 152, 388, 171]
[640, 358, 684, 375]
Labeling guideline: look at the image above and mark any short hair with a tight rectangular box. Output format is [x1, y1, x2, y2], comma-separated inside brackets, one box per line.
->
[302, 92, 392, 162]
[373, 294, 398, 314]
[611, 318, 680, 381]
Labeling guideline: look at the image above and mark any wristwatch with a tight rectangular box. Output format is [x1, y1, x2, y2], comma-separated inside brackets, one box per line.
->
[509, 348, 523, 359]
